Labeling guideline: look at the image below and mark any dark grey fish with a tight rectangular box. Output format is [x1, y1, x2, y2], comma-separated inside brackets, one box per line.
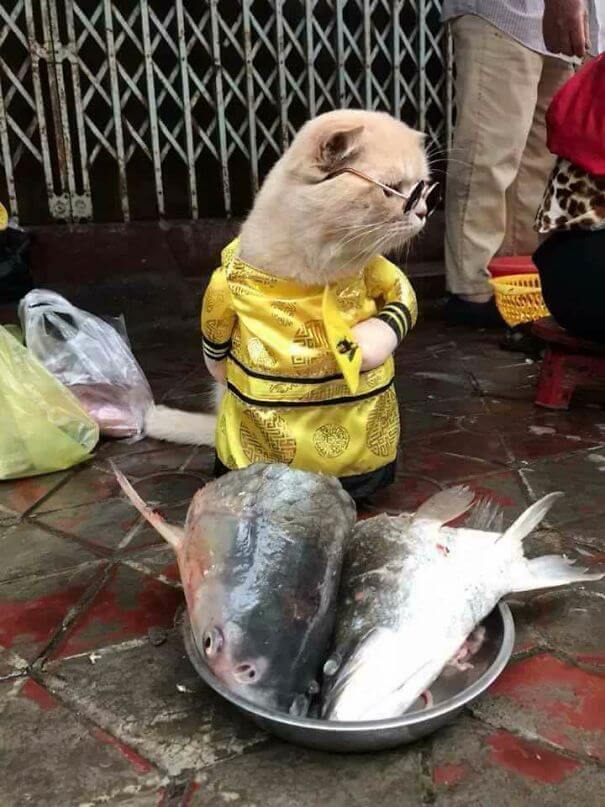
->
[115, 462, 355, 715]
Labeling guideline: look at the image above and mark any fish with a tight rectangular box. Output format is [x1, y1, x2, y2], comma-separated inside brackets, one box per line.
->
[114, 462, 355, 716]
[321, 487, 603, 721]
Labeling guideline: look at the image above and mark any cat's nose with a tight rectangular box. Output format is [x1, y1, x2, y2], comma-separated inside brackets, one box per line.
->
[406, 198, 428, 220]
[414, 198, 428, 219]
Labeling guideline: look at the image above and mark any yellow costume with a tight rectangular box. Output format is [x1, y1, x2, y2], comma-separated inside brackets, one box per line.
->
[201, 239, 417, 496]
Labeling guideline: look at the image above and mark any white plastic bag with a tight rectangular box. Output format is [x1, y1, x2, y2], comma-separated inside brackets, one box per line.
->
[19, 290, 153, 439]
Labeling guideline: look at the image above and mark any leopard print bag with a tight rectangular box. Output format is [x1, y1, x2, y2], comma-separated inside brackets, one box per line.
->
[535, 158, 605, 234]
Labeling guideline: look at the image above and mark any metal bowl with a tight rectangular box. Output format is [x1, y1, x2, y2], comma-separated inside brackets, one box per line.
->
[181, 602, 514, 753]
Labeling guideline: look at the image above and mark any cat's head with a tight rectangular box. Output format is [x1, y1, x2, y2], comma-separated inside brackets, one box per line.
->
[241, 110, 431, 283]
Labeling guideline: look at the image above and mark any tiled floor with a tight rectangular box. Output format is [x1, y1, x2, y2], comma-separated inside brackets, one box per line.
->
[1, 313, 604, 806]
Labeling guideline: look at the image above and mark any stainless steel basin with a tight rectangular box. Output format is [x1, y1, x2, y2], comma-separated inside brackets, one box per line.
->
[181, 602, 514, 753]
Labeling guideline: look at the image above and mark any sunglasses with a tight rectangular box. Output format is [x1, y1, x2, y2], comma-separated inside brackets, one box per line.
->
[324, 167, 440, 216]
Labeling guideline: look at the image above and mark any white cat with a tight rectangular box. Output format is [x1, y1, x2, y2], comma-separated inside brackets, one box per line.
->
[146, 110, 433, 498]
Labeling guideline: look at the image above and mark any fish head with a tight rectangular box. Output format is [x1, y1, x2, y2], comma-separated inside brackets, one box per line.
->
[183, 507, 328, 714]
[322, 627, 441, 722]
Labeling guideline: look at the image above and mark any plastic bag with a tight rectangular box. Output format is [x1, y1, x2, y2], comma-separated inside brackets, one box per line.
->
[19, 290, 154, 439]
[0, 325, 99, 480]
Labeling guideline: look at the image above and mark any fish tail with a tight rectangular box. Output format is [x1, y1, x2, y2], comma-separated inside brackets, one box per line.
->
[509, 555, 604, 593]
[497, 492, 604, 592]
[112, 462, 185, 550]
[497, 492, 564, 550]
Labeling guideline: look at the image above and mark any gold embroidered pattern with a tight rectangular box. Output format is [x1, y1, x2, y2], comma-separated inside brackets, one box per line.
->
[364, 369, 382, 389]
[204, 289, 226, 314]
[291, 319, 333, 373]
[313, 424, 350, 458]
[271, 300, 297, 326]
[295, 382, 350, 402]
[231, 261, 278, 289]
[229, 284, 252, 299]
[231, 328, 242, 354]
[367, 387, 399, 457]
[336, 280, 365, 313]
[246, 337, 278, 369]
[267, 383, 299, 395]
[240, 408, 296, 464]
[204, 318, 233, 343]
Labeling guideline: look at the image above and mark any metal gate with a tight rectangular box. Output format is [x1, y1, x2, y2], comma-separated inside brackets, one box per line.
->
[0, 1, 452, 224]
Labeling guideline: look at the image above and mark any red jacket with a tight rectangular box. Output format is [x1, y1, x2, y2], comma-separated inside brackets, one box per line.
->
[546, 54, 605, 176]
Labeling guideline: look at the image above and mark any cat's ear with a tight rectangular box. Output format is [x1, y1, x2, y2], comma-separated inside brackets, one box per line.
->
[316, 126, 364, 172]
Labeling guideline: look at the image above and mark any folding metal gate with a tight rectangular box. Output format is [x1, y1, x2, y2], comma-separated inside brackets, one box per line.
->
[0, 1, 452, 224]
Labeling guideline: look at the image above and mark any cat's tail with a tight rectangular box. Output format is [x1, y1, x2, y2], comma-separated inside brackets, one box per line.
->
[145, 405, 217, 446]
[144, 383, 223, 446]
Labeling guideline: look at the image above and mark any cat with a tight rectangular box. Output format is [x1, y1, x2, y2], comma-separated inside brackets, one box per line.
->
[146, 109, 431, 497]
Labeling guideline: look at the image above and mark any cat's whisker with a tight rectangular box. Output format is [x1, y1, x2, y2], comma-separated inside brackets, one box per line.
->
[334, 222, 390, 252]
[330, 221, 388, 234]
[345, 226, 395, 266]
[368, 226, 410, 260]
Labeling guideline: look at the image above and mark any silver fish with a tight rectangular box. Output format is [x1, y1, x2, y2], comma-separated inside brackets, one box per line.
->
[115, 462, 356, 715]
[322, 487, 603, 721]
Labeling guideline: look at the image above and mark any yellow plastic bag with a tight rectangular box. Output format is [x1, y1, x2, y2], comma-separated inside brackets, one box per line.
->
[0, 325, 99, 480]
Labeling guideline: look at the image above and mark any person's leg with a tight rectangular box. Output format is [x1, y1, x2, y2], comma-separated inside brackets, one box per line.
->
[534, 229, 605, 344]
[444, 16, 543, 321]
[500, 57, 573, 256]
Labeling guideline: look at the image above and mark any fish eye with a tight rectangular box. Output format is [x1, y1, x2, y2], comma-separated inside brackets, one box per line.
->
[202, 627, 223, 657]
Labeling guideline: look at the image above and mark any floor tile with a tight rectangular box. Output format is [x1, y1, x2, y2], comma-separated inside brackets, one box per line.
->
[0, 677, 159, 805]
[190, 742, 423, 806]
[472, 653, 605, 761]
[0, 563, 104, 673]
[0, 521, 97, 583]
[407, 429, 510, 466]
[34, 498, 142, 553]
[33, 468, 122, 514]
[46, 630, 266, 775]
[122, 545, 180, 585]
[52, 564, 184, 659]
[521, 451, 605, 525]
[368, 473, 443, 514]
[97, 446, 197, 477]
[0, 471, 71, 517]
[431, 716, 604, 806]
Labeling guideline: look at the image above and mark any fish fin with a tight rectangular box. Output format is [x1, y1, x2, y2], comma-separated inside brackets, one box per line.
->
[510, 554, 604, 593]
[496, 492, 563, 548]
[412, 486, 475, 526]
[465, 497, 504, 532]
[112, 463, 184, 550]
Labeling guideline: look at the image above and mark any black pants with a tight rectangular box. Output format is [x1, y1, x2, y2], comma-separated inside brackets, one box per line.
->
[214, 456, 396, 502]
[533, 229, 605, 344]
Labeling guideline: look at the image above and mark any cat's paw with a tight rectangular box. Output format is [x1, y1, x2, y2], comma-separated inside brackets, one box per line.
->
[351, 318, 398, 371]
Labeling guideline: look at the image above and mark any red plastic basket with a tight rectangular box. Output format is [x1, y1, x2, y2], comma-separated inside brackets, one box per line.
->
[488, 256, 537, 278]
